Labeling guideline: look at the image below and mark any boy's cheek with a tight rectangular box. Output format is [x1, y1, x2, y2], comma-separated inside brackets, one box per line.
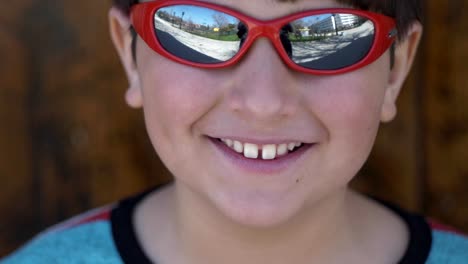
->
[302, 73, 387, 151]
[139, 63, 220, 126]
[306, 85, 385, 129]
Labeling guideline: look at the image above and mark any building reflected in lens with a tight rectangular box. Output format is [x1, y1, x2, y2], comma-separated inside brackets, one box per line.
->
[288, 13, 374, 70]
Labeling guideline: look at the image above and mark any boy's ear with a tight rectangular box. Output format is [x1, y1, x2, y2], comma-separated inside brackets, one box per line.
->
[109, 7, 143, 108]
[381, 21, 423, 122]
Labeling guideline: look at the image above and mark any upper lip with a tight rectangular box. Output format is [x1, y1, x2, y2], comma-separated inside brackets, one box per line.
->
[207, 136, 313, 145]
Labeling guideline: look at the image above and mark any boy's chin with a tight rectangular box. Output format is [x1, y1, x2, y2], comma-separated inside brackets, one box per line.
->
[211, 190, 306, 228]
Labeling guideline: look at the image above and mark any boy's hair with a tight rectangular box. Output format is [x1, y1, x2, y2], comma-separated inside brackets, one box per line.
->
[112, 0, 423, 40]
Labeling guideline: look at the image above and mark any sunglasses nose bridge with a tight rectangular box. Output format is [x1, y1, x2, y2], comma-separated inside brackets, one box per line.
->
[254, 22, 279, 38]
[247, 23, 282, 49]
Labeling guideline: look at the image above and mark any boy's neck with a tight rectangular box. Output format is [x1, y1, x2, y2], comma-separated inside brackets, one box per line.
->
[175, 184, 349, 263]
[135, 185, 408, 264]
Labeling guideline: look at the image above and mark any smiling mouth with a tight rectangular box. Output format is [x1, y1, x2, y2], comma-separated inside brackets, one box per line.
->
[217, 138, 306, 160]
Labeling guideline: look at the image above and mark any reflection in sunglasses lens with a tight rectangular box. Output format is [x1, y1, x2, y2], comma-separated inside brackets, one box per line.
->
[154, 5, 242, 64]
[153, 6, 375, 71]
[286, 13, 375, 70]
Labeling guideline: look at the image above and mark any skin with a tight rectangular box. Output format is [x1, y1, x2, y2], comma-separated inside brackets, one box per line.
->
[109, 0, 423, 263]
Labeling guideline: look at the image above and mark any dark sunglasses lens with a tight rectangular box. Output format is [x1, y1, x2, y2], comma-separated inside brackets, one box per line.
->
[285, 14, 375, 70]
[154, 5, 244, 64]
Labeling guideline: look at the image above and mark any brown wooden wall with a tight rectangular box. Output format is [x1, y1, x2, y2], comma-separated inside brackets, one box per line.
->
[1, 0, 467, 256]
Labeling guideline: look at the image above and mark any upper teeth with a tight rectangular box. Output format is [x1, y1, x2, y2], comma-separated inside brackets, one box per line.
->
[220, 139, 303, 160]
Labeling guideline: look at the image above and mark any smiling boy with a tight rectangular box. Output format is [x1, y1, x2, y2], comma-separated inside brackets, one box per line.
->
[2, 0, 468, 263]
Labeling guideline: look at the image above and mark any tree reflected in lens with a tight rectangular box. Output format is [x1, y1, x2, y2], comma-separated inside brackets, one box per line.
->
[154, 5, 242, 64]
[287, 13, 375, 70]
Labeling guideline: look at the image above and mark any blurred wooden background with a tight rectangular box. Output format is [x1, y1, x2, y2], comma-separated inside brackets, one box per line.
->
[0, 0, 467, 256]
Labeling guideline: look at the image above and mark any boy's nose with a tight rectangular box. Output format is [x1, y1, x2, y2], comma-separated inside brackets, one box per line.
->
[227, 39, 298, 122]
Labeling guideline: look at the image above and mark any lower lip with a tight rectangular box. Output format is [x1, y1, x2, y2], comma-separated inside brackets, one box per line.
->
[209, 138, 313, 174]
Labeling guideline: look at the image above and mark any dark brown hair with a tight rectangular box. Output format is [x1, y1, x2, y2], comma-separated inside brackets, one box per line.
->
[112, 0, 423, 40]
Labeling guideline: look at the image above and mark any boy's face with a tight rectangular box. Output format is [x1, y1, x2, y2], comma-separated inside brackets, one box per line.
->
[111, 0, 420, 226]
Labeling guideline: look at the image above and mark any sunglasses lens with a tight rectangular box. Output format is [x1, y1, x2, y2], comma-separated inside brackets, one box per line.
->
[154, 5, 243, 64]
[286, 14, 375, 70]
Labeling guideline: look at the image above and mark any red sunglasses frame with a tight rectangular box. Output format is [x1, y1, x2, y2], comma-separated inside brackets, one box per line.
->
[130, 0, 397, 75]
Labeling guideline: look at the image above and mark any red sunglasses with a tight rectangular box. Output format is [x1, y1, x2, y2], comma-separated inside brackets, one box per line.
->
[131, 0, 397, 75]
